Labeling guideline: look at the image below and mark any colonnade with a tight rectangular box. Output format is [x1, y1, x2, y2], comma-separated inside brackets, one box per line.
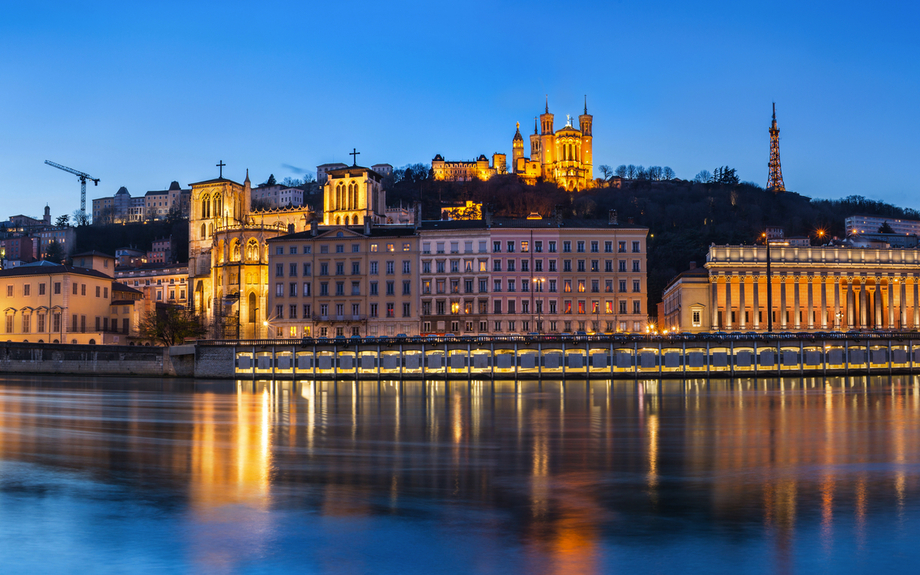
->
[709, 273, 920, 332]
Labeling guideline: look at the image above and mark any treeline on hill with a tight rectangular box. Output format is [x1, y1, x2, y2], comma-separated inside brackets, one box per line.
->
[385, 165, 920, 310]
[74, 219, 190, 263]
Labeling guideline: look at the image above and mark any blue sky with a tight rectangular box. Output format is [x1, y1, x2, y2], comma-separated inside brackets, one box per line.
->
[2, 0, 918, 220]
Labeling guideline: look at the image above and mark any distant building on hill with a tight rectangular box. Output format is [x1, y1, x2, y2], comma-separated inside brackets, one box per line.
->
[845, 214, 920, 237]
[92, 181, 190, 224]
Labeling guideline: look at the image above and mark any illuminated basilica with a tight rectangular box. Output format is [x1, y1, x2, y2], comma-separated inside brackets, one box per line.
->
[432, 97, 594, 191]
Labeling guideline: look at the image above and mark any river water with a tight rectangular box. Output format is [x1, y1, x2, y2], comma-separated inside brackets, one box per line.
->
[0, 375, 919, 574]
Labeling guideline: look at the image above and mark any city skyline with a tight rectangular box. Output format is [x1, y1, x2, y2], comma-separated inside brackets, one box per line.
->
[3, 0, 919, 219]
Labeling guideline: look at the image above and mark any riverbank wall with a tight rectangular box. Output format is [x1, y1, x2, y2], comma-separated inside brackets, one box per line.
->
[3, 334, 920, 381]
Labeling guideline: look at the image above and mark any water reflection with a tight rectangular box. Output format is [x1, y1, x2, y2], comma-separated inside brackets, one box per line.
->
[0, 375, 920, 572]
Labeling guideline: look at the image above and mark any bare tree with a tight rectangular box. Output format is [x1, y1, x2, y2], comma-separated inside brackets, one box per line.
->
[694, 170, 713, 184]
[626, 165, 637, 179]
[615, 165, 627, 178]
[663, 166, 675, 180]
[598, 165, 613, 180]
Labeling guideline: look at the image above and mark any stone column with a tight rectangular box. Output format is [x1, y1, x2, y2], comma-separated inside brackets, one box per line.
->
[753, 276, 761, 330]
[847, 279, 856, 329]
[820, 275, 827, 329]
[710, 277, 719, 330]
[874, 279, 883, 330]
[833, 276, 840, 330]
[901, 277, 908, 330]
[914, 277, 920, 329]
[806, 275, 815, 330]
[888, 277, 895, 330]
[725, 275, 733, 331]
[780, 276, 787, 330]
[859, 280, 868, 328]
[739, 275, 746, 330]
[793, 275, 801, 330]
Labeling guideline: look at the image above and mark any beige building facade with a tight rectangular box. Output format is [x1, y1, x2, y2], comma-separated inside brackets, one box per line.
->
[663, 244, 920, 333]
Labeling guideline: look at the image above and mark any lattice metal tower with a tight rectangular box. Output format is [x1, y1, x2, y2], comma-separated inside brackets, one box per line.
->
[766, 103, 786, 192]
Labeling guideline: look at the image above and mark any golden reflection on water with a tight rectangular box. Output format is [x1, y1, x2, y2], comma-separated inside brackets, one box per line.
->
[4, 375, 920, 573]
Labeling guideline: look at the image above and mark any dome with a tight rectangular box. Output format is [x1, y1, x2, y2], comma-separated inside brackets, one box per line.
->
[513, 122, 523, 142]
[116, 186, 129, 195]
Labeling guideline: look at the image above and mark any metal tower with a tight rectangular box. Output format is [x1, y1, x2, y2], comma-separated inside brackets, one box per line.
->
[766, 103, 786, 193]
[45, 160, 100, 218]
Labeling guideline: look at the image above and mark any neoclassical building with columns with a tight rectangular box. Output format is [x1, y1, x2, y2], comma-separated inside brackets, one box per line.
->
[662, 244, 920, 333]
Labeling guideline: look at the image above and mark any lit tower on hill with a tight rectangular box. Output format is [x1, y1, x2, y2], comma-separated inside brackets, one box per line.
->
[767, 103, 786, 193]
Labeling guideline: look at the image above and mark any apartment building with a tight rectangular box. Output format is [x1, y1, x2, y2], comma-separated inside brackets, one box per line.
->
[266, 225, 419, 339]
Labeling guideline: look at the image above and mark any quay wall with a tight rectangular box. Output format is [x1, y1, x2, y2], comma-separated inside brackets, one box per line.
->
[4, 335, 920, 381]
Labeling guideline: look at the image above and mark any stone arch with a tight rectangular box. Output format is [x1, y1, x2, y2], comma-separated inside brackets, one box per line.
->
[216, 239, 225, 263]
[231, 238, 241, 261]
[249, 292, 257, 323]
[336, 215, 341, 225]
[200, 223, 207, 239]
[246, 239, 259, 262]
[208, 223, 213, 237]
[201, 194, 210, 218]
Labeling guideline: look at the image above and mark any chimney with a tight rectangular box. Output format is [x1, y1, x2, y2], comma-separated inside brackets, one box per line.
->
[364, 215, 371, 235]
[689, 261, 697, 270]
[310, 219, 318, 236]
[608, 209, 618, 226]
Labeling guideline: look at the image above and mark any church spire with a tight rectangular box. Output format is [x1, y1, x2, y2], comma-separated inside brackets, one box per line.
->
[584, 95, 587, 115]
[545, 95, 548, 114]
[244, 168, 250, 183]
[534, 117, 538, 134]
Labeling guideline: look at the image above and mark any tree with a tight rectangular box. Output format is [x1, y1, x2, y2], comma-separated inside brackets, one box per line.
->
[264, 174, 277, 186]
[281, 177, 304, 187]
[138, 305, 207, 346]
[615, 165, 628, 178]
[647, 166, 663, 181]
[72, 210, 90, 226]
[55, 214, 70, 227]
[44, 240, 64, 263]
[598, 165, 613, 180]
[694, 170, 713, 184]
[626, 165, 637, 179]
[878, 221, 895, 234]
[663, 166, 675, 180]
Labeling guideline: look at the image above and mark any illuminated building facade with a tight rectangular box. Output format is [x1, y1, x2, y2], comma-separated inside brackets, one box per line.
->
[0, 252, 142, 344]
[432, 154, 506, 182]
[514, 98, 594, 191]
[322, 165, 387, 226]
[662, 244, 920, 333]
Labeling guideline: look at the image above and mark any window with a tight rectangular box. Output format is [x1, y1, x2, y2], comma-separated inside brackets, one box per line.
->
[633, 300, 641, 314]
[370, 304, 378, 318]
[494, 321, 502, 332]
[276, 247, 284, 255]
[275, 263, 284, 277]
[493, 300, 502, 314]
[605, 280, 613, 293]
[591, 260, 599, 272]
[450, 260, 459, 273]
[563, 260, 572, 272]
[633, 260, 641, 272]
[450, 241, 459, 253]
[632, 241, 641, 253]
[304, 304, 311, 318]
[606, 301, 613, 314]
[436, 301, 445, 315]
[534, 260, 543, 273]
[303, 263, 312, 276]
[276, 305, 284, 319]
[5, 315, 12, 333]
[353, 244, 360, 253]
[493, 241, 501, 253]
[290, 263, 298, 277]
[507, 280, 516, 292]
[563, 280, 572, 293]
[403, 280, 411, 295]
[619, 300, 627, 314]
[692, 310, 702, 327]
[290, 246, 298, 255]
[320, 245, 329, 254]
[493, 279, 502, 292]
[549, 260, 557, 272]
[386, 303, 395, 318]
[289, 283, 297, 297]
[563, 241, 571, 253]
[619, 260, 627, 272]
[336, 244, 344, 253]
[23, 284, 31, 297]
[591, 280, 599, 292]
[352, 262, 360, 275]
[605, 261, 613, 272]
[370, 243, 378, 252]
[535, 241, 543, 253]
[577, 260, 585, 272]
[370, 262, 378, 275]
[507, 241, 515, 253]
[578, 280, 585, 293]
[336, 282, 345, 296]
[276, 283, 284, 297]
[549, 279, 557, 293]
[320, 263, 329, 276]
[619, 280, 627, 293]
[618, 241, 626, 253]
[493, 260, 501, 272]
[436, 261, 445, 274]
[522, 279, 530, 292]
[479, 279, 487, 293]
[507, 260, 515, 272]
[521, 241, 529, 253]
[521, 260, 529, 272]
[403, 303, 411, 317]
[633, 280, 641, 293]
[304, 245, 311, 254]
[386, 281, 395, 296]
[290, 305, 298, 319]
[304, 282, 311, 296]
[386, 261, 395, 274]
[577, 241, 585, 253]
[320, 282, 329, 296]
[548, 241, 557, 253]
[352, 282, 361, 296]
[386, 243, 395, 252]
[403, 261, 410, 274]
[39, 283, 46, 296]
[336, 263, 344, 275]
[423, 261, 431, 274]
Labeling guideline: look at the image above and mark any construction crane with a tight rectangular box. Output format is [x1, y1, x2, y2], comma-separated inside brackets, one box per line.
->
[44, 160, 100, 220]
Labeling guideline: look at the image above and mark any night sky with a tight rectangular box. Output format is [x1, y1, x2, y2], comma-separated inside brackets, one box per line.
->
[2, 0, 918, 219]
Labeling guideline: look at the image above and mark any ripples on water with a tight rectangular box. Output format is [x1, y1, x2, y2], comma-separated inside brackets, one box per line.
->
[0, 375, 919, 574]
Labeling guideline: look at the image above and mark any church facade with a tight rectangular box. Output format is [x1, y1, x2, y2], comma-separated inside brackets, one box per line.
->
[188, 170, 313, 339]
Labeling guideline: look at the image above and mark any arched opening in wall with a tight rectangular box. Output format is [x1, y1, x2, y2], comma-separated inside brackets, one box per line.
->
[71, 339, 77, 344]
[249, 292, 257, 323]
[231, 239, 241, 261]
[336, 216, 341, 225]
[208, 223, 213, 237]
[88, 339, 95, 345]
[246, 239, 259, 262]
[201, 223, 207, 239]
[52, 339, 59, 344]
[201, 194, 210, 218]
[353, 215, 359, 226]
[195, 281, 204, 313]
[217, 239, 225, 263]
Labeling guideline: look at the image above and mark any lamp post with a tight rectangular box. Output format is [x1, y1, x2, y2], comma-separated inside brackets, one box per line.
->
[762, 233, 773, 333]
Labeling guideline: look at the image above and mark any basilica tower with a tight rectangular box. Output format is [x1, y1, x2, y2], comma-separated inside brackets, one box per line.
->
[511, 122, 525, 173]
[579, 96, 593, 181]
[539, 97, 555, 165]
[529, 117, 542, 164]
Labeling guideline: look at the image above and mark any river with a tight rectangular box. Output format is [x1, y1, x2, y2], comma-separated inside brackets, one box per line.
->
[0, 375, 918, 574]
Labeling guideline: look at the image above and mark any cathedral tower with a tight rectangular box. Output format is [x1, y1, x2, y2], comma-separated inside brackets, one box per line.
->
[540, 97, 555, 165]
[529, 117, 542, 164]
[578, 96, 593, 181]
[511, 122, 524, 173]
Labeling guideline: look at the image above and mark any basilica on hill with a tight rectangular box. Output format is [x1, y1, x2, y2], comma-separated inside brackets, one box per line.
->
[433, 97, 594, 191]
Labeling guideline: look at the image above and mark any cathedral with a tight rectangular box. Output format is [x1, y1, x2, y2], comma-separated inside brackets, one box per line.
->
[188, 164, 387, 338]
[512, 97, 594, 191]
